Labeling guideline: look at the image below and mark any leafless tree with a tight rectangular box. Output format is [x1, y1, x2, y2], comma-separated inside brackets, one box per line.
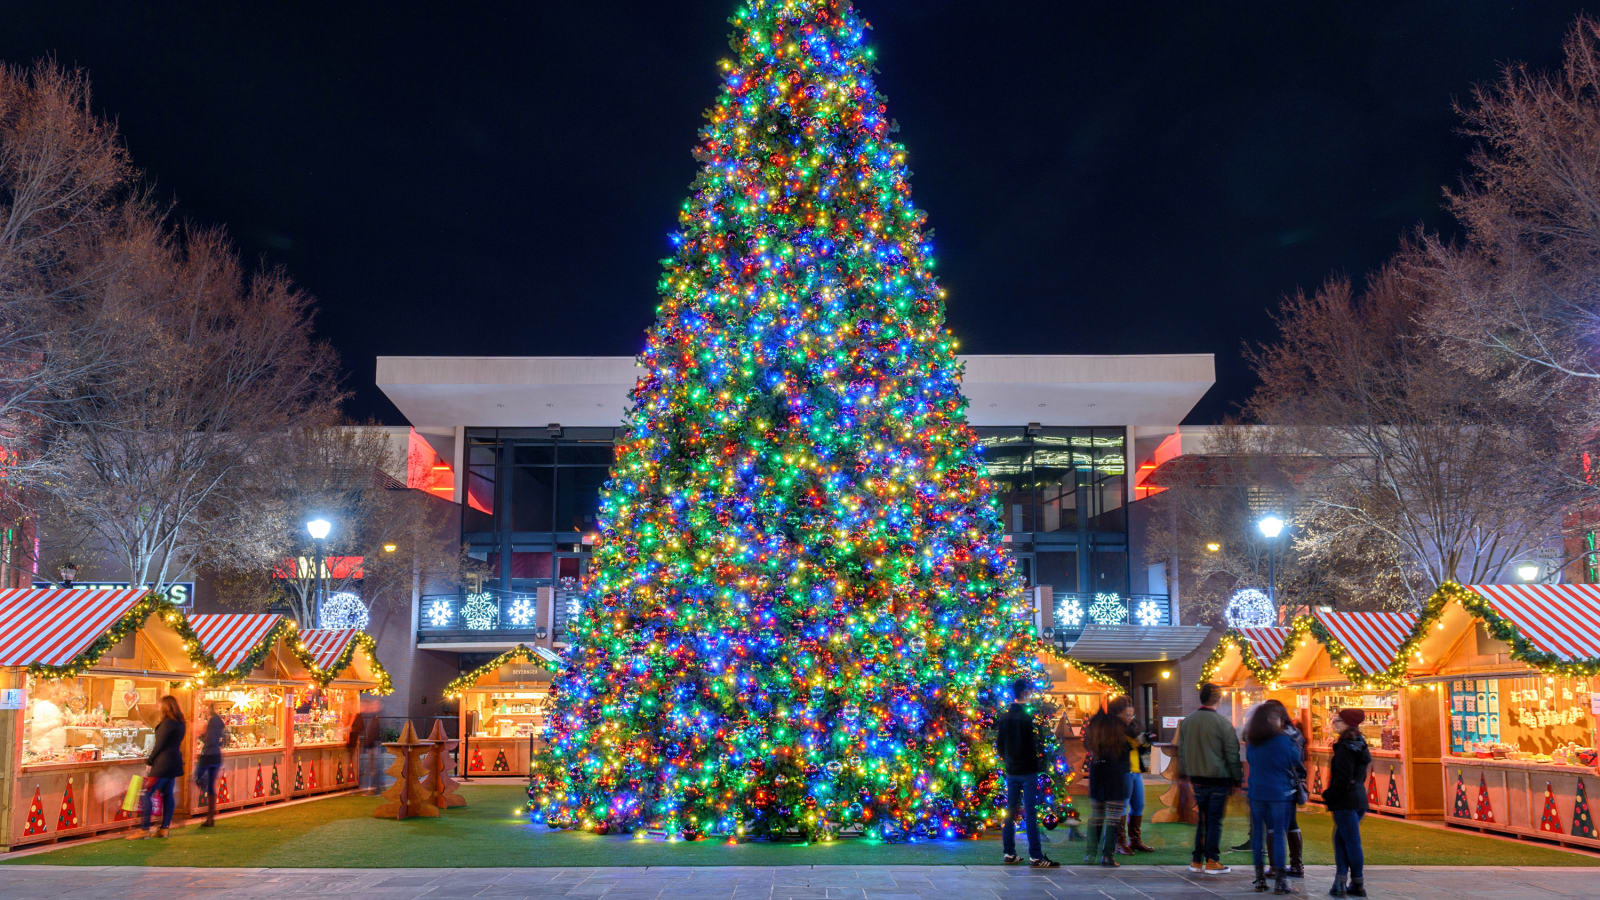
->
[1247, 261, 1571, 606]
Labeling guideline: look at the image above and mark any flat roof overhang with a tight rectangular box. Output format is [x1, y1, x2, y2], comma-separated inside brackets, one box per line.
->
[377, 354, 1215, 430]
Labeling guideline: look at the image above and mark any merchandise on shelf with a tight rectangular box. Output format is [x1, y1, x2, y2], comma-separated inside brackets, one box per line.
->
[21, 675, 166, 766]
[469, 690, 550, 739]
[292, 688, 353, 745]
[199, 685, 284, 750]
[1447, 674, 1596, 763]
[1310, 689, 1401, 750]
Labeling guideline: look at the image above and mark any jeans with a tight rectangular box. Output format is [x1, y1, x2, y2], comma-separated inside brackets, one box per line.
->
[1191, 782, 1230, 863]
[1124, 771, 1145, 816]
[140, 776, 175, 830]
[1002, 775, 1043, 860]
[1331, 809, 1365, 881]
[1250, 798, 1291, 875]
[195, 762, 220, 797]
[1085, 799, 1126, 861]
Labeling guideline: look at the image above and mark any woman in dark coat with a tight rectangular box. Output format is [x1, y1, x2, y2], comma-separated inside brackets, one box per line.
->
[128, 695, 186, 838]
[1323, 709, 1373, 897]
[1081, 696, 1134, 867]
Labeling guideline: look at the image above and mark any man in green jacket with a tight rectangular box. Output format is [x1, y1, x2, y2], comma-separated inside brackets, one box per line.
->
[1178, 683, 1243, 874]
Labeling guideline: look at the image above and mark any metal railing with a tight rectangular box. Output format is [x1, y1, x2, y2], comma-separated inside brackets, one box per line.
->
[1045, 591, 1174, 643]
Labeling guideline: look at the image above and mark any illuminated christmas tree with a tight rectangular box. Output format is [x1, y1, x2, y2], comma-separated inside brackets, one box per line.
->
[255, 765, 265, 798]
[1539, 781, 1562, 833]
[1385, 766, 1399, 808]
[56, 779, 78, 831]
[530, 0, 1059, 841]
[23, 786, 47, 836]
[1476, 773, 1495, 822]
[1573, 780, 1595, 839]
[1452, 772, 1470, 818]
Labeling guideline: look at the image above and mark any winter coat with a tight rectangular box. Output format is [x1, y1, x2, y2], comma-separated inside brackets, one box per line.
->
[147, 718, 186, 778]
[1178, 707, 1243, 784]
[1322, 732, 1373, 812]
[198, 714, 226, 765]
[1245, 732, 1300, 802]
[995, 703, 1042, 776]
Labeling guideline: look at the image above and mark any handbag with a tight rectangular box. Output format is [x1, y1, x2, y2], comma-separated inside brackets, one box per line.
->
[1293, 779, 1309, 805]
[122, 775, 145, 812]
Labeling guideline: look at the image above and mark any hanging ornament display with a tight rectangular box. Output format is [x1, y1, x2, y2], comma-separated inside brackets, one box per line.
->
[318, 592, 370, 630]
[1224, 588, 1276, 628]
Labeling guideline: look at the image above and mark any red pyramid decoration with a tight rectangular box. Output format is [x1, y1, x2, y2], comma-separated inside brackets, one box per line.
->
[308, 762, 318, 790]
[1573, 780, 1595, 839]
[56, 780, 79, 831]
[254, 764, 265, 798]
[336, 760, 345, 784]
[218, 772, 231, 803]
[23, 786, 47, 836]
[1475, 773, 1495, 823]
[1452, 771, 1471, 818]
[470, 746, 484, 772]
[1539, 781, 1563, 833]
[1366, 773, 1379, 806]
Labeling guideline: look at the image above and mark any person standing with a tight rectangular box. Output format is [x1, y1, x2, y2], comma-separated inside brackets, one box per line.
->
[1178, 683, 1242, 875]
[996, 678, 1060, 868]
[127, 695, 185, 839]
[1119, 708, 1157, 853]
[1245, 703, 1299, 894]
[1324, 709, 1372, 897]
[1259, 699, 1307, 878]
[1082, 697, 1134, 866]
[195, 702, 227, 826]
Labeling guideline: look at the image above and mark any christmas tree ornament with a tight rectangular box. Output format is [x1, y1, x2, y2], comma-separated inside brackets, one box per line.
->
[1224, 588, 1275, 628]
[318, 592, 370, 630]
[527, 0, 1068, 841]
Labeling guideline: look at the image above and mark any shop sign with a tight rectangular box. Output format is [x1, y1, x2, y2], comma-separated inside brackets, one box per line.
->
[0, 688, 25, 709]
[1591, 693, 1600, 716]
[502, 662, 548, 682]
[1161, 716, 1181, 729]
[1296, 693, 1309, 709]
[33, 581, 193, 606]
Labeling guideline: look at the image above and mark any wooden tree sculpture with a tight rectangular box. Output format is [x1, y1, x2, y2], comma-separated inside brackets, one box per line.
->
[426, 720, 466, 809]
[373, 721, 440, 820]
[1151, 736, 1197, 825]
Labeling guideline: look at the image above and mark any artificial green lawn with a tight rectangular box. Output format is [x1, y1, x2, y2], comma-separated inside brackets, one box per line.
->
[7, 784, 1598, 868]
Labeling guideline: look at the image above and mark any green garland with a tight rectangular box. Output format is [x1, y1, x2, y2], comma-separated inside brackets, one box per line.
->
[1446, 581, 1600, 677]
[444, 644, 552, 698]
[1040, 646, 1120, 694]
[25, 592, 219, 682]
[1308, 587, 1454, 689]
[1197, 617, 1318, 688]
[199, 616, 301, 686]
[289, 630, 393, 695]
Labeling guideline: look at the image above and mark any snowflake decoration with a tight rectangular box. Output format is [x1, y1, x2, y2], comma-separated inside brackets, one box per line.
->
[1134, 598, 1163, 627]
[425, 599, 452, 628]
[1224, 588, 1276, 628]
[461, 592, 499, 630]
[1056, 597, 1084, 629]
[318, 592, 369, 630]
[506, 596, 536, 627]
[1088, 592, 1128, 625]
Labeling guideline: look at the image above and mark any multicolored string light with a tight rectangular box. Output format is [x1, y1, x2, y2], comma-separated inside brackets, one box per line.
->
[529, 0, 1069, 841]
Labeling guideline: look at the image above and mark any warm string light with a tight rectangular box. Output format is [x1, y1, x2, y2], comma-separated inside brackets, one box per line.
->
[527, 0, 1071, 841]
[445, 645, 549, 698]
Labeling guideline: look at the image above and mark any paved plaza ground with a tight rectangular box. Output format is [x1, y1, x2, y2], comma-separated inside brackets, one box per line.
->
[3, 863, 1600, 899]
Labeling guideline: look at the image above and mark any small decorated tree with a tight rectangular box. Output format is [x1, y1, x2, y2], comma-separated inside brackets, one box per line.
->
[493, 749, 510, 773]
[270, 763, 281, 795]
[254, 765, 265, 798]
[1476, 773, 1495, 823]
[295, 760, 305, 792]
[1385, 767, 1399, 808]
[23, 787, 47, 836]
[56, 779, 79, 831]
[1366, 773, 1379, 807]
[218, 773, 231, 803]
[1538, 781, 1563, 833]
[1452, 772, 1470, 818]
[1572, 780, 1595, 839]
[470, 747, 484, 773]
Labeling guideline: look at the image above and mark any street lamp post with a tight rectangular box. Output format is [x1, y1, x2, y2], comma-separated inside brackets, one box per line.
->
[1257, 514, 1285, 606]
[306, 518, 332, 626]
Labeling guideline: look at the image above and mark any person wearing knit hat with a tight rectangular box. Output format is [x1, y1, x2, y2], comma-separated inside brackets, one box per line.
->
[1325, 709, 1373, 897]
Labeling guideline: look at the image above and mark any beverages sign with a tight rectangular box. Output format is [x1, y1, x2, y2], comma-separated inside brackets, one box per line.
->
[32, 581, 194, 607]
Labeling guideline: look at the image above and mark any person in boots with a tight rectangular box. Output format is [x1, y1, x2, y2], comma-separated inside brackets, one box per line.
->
[1245, 703, 1298, 894]
[996, 678, 1060, 868]
[1178, 683, 1242, 875]
[1260, 699, 1308, 878]
[1118, 703, 1156, 853]
[1082, 697, 1133, 867]
[195, 701, 227, 826]
[127, 695, 185, 839]
[1324, 709, 1372, 897]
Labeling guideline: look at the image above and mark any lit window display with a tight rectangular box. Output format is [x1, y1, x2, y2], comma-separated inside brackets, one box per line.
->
[1311, 689, 1400, 750]
[469, 690, 549, 738]
[199, 685, 284, 750]
[1449, 675, 1597, 764]
[21, 675, 165, 766]
[293, 688, 354, 746]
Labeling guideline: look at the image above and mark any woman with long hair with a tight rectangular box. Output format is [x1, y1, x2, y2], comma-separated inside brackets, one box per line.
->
[1259, 699, 1307, 877]
[1081, 696, 1134, 867]
[128, 695, 186, 839]
[1324, 709, 1372, 897]
[1244, 701, 1297, 894]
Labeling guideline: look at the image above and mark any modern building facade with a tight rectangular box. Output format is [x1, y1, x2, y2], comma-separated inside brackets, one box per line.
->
[377, 353, 1219, 733]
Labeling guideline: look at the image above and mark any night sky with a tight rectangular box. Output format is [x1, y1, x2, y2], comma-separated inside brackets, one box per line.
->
[6, 1, 1596, 423]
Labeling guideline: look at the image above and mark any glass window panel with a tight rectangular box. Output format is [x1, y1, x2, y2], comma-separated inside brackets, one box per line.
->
[560, 445, 614, 466]
[1091, 547, 1128, 595]
[514, 445, 554, 465]
[468, 442, 498, 468]
[1036, 550, 1079, 595]
[464, 469, 495, 532]
[556, 467, 609, 533]
[510, 466, 555, 531]
[981, 447, 1033, 533]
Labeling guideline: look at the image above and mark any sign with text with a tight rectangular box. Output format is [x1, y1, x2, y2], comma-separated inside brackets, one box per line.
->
[1161, 716, 1181, 729]
[501, 662, 551, 683]
[33, 581, 193, 606]
[0, 688, 25, 710]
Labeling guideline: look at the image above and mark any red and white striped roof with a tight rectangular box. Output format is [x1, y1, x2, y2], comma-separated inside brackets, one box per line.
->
[1464, 583, 1600, 662]
[1316, 610, 1418, 676]
[1236, 626, 1291, 664]
[0, 587, 156, 668]
[188, 613, 284, 675]
[298, 627, 359, 672]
